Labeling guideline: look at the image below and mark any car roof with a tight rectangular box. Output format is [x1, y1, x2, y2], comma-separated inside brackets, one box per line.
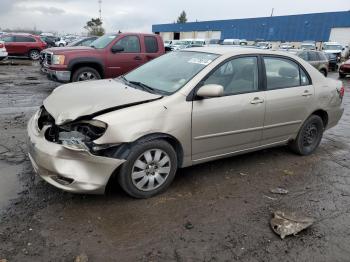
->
[3, 33, 37, 38]
[183, 46, 300, 58]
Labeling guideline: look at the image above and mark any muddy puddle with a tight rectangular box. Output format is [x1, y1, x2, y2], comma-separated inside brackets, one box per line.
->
[0, 162, 23, 210]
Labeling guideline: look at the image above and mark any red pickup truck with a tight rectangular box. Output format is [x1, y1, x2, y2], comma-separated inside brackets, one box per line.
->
[40, 33, 165, 82]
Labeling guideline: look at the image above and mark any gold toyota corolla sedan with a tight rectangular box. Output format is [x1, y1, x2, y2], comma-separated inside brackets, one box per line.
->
[27, 47, 345, 198]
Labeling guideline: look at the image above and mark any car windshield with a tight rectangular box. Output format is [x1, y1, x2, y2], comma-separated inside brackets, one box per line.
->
[256, 42, 267, 47]
[324, 45, 342, 50]
[174, 40, 191, 46]
[123, 51, 219, 95]
[90, 34, 118, 49]
[67, 38, 84, 46]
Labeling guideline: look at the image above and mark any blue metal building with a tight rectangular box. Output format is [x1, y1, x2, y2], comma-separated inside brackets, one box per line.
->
[152, 11, 350, 42]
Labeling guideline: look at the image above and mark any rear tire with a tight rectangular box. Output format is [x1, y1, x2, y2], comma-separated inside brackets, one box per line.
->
[71, 67, 101, 82]
[289, 115, 324, 156]
[118, 139, 178, 198]
[339, 73, 345, 79]
[29, 49, 40, 60]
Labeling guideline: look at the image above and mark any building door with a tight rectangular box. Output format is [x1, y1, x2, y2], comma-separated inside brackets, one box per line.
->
[173, 32, 180, 40]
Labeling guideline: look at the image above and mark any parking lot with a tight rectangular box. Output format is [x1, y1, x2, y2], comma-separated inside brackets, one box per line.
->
[0, 59, 348, 261]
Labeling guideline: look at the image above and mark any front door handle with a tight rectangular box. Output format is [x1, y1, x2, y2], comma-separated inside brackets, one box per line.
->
[134, 56, 142, 61]
[250, 97, 264, 104]
[302, 90, 313, 97]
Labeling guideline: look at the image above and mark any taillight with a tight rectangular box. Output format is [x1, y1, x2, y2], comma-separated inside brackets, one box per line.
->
[339, 86, 345, 98]
[0, 43, 3, 48]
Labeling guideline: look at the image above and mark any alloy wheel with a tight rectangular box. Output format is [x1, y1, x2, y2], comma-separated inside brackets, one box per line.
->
[30, 51, 40, 60]
[77, 72, 98, 81]
[131, 149, 171, 192]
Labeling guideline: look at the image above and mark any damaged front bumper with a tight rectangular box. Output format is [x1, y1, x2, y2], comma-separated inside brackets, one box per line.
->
[27, 115, 125, 194]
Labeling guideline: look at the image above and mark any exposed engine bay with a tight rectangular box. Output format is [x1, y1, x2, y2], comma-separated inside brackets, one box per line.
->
[37, 107, 109, 152]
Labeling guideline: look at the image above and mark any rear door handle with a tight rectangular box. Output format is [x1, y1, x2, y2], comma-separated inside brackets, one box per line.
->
[134, 56, 142, 61]
[250, 97, 264, 104]
[302, 90, 313, 97]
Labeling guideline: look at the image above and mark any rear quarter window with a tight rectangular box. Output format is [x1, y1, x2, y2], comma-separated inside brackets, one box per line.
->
[145, 36, 159, 53]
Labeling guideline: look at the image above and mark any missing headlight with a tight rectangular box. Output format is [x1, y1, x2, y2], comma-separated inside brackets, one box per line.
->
[45, 120, 107, 151]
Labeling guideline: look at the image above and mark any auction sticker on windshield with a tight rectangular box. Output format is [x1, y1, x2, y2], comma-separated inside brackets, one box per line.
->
[188, 57, 213, 65]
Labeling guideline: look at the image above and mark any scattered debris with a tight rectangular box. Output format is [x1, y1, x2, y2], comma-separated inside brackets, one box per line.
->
[270, 210, 315, 239]
[270, 187, 289, 195]
[240, 172, 248, 176]
[0, 145, 9, 154]
[263, 195, 277, 201]
[74, 253, 88, 262]
[14, 114, 24, 120]
[283, 170, 294, 176]
[184, 221, 194, 230]
[0, 259, 8, 262]
[25, 76, 38, 80]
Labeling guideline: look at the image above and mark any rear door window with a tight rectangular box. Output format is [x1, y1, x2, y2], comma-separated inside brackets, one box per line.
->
[15, 36, 36, 42]
[264, 57, 301, 90]
[308, 51, 318, 61]
[115, 35, 140, 53]
[145, 36, 159, 53]
[316, 52, 327, 61]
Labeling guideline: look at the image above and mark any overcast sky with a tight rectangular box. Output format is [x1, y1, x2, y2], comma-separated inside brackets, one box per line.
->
[0, 0, 349, 34]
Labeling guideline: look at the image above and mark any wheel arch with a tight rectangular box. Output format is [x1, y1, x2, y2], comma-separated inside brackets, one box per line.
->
[104, 132, 184, 194]
[68, 58, 105, 79]
[133, 133, 184, 168]
[28, 48, 40, 57]
[311, 109, 329, 128]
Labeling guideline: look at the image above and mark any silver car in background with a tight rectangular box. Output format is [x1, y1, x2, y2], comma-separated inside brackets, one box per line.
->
[27, 47, 345, 198]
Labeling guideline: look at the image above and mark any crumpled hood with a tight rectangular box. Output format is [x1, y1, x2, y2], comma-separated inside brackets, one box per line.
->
[44, 79, 162, 125]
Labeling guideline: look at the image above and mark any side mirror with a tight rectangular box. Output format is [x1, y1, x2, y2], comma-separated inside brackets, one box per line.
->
[197, 84, 224, 98]
[342, 47, 345, 51]
[111, 45, 124, 53]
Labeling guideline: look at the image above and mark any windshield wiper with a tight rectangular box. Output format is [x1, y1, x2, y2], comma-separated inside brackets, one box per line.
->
[90, 45, 96, 48]
[128, 81, 157, 93]
[119, 76, 169, 95]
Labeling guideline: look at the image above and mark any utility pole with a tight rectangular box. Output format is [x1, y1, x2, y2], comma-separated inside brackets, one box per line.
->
[98, 0, 102, 20]
[270, 8, 274, 17]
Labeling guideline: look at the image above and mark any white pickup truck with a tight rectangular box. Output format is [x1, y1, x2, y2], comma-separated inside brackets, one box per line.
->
[322, 42, 349, 60]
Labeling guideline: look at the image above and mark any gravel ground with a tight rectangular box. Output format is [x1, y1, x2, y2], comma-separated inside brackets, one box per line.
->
[0, 60, 349, 262]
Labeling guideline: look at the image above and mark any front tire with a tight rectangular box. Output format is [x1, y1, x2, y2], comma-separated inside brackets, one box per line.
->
[289, 115, 324, 155]
[339, 72, 345, 79]
[29, 49, 40, 60]
[118, 140, 178, 198]
[71, 67, 101, 82]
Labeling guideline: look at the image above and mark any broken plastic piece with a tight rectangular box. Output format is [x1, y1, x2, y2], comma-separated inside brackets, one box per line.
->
[270, 187, 289, 195]
[270, 210, 315, 239]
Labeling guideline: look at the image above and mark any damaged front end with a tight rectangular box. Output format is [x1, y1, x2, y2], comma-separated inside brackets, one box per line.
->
[38, 107, 119, 155]
[27, 107, 126, 194]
